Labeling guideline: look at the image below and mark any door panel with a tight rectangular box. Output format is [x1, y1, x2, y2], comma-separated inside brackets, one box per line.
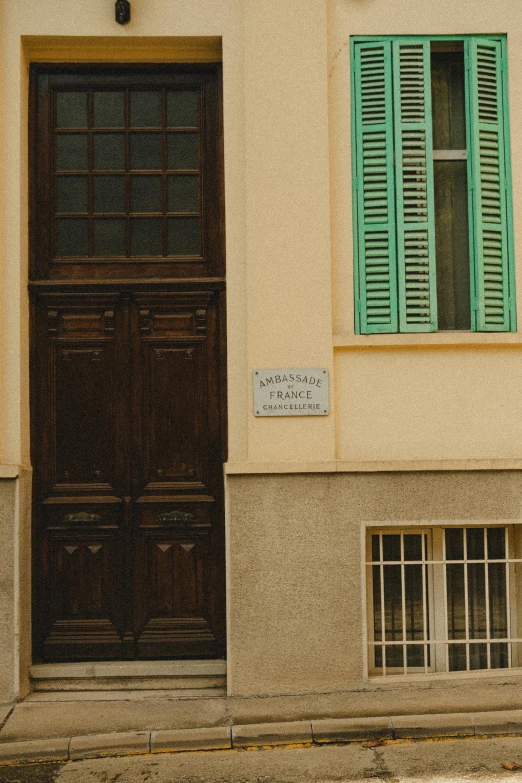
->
[131, 293, 222, 658]
[55, 343, 116, 487]
[32, 289, 225, 660]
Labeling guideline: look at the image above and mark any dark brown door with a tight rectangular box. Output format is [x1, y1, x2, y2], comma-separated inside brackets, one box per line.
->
[30, 66, 226, 661]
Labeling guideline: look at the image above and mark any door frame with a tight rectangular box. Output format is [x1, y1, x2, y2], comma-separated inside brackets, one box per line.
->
[28, 57, 228, 663]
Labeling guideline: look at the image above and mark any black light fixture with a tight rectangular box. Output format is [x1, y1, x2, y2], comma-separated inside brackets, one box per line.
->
[115, 0, 131, 24]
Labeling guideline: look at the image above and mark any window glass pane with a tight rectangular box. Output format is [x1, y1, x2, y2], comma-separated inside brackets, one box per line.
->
[130, 91, 162, 127]
[56, 92, 87, 128]
[434, 160, 471, 330]
[130, 134, 162, 170]
[487, 527, 506, 559]
[431, 48, 466, 150]
[372, 564, 383, 668]
[130, 175, 162, 212]
[467, 562, 487, 638]
[56, 218, 88, 256]
[448, 643, 467, 672]
[93, 176, 126, 213]
[467, 528, 485, 560]
[371, 535, 380, 562]
[168, 175, 199, 212]
[130, 217, 163, 256]
[382, 534, 400, 562]
[93, 92, 125, 127]
[168, 217, 200, 255]
[56, 176, 88, 213]
[403, 534, 422, 561]
[167, 91, 199, 127]
[445, 528, 463, 560]
[469, 643, 488, 670]
[93, 134, 125, 170]
[56, 135, 88, 170]
[431, 48, 471, 332]
[488, 562, 507, 638]
[446, 563, 465, 639]
[383, 562, 403, 667]
[168, 134, 198, 170]
[93, 219, 125, 256]
[490, 642, 509, 669]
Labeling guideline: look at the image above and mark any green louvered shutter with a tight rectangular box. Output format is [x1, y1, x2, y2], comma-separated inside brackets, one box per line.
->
[353, 40, 398, 333]
[393, 39, 437, 332]
[467, 38, 514, 331]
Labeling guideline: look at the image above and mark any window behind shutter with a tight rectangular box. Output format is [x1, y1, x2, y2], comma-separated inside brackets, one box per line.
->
[353, 40, 398, 333]
[467, 38, 514, 331]
[392, 39, 437, 332]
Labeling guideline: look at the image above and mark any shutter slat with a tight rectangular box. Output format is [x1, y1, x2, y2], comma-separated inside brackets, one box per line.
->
[354, 40, 398, 333]
[393, 39, 437, 332]
[467, 38, 513, 330]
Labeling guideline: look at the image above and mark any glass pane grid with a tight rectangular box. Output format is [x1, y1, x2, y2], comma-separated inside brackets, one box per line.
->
[367, 527, 520, 677]
[53, 86, 202, 259]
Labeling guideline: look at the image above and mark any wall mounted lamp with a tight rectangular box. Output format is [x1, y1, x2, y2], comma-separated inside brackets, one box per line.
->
[115, 0, 131, 24]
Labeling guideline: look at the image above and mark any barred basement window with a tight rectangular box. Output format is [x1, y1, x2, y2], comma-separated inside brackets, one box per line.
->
[352, 36, 516, 334]
[367, 526, 522, 676]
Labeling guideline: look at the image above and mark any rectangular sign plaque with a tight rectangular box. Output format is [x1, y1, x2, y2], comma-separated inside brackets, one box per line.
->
[253, 368, 329, 416]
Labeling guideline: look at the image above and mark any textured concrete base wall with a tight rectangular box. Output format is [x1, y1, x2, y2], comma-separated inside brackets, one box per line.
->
[226, 471, 522, 700]
[0, 478, 18, 704]
[0, 472, 31, 706]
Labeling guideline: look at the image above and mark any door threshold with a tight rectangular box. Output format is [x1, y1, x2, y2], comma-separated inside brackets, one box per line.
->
[30, 659, 227, 692]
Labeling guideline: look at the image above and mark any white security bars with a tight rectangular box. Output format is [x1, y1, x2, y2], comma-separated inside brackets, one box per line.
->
[366, 527, 522, 676]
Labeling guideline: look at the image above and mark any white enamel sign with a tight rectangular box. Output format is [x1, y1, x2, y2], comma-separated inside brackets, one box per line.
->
[253, 368, 329, 416]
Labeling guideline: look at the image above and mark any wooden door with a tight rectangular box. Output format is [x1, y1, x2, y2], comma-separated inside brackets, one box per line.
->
[30, 65, 226, 661]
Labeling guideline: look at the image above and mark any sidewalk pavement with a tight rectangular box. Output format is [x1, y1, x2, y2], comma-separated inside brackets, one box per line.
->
[3, 692, 522, 766]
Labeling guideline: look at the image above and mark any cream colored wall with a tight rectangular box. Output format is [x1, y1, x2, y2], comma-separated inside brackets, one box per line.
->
[0, 0, 336, 469]
[330, 0, 522, 464]
[243, 1, 335, 462]
[4, 0, 519, 471]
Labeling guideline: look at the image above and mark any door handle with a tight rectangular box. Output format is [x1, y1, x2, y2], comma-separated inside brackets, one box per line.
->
[63, 512, 102, 525]
[156, 510, 194, 526]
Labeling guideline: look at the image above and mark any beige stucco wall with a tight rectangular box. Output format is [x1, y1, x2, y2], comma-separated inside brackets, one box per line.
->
[2, 0, 522, 476]
[329, 0, 522, 465]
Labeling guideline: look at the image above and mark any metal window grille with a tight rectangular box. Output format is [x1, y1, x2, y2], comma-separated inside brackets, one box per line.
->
[367, 526, 522, 676]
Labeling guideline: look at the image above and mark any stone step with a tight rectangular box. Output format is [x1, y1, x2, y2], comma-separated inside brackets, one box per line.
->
[30, 659, 227, 692]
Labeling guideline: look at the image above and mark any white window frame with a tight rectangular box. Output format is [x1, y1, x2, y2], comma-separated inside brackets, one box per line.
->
[365, 524, 522, 678]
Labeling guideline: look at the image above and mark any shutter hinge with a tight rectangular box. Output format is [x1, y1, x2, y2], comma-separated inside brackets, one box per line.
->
[354, 176, 359, 191]
[471, 300, 478, 312]
[356, 300, 361, 314]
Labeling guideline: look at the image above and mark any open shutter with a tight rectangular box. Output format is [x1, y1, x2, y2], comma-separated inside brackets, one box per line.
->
[353, 40, 398, 333]
[393, 39, 437, 332]
[467, 38, 513, 331]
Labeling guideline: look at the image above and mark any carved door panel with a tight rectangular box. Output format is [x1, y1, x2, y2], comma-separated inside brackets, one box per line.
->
[131, 293, 224, 658]
[32, 295, 128, 660]
[32, 290, 225, 660]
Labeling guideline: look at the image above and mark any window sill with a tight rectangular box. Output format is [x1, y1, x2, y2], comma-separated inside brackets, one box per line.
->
[334, 332, 522, 348]
[367, 666, 522, 686]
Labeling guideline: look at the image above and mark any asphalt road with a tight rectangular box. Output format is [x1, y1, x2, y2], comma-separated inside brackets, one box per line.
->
[4, 736, 522, 783]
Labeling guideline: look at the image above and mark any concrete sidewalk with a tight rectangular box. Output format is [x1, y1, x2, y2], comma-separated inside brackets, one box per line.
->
[3, 694, 522, 766]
